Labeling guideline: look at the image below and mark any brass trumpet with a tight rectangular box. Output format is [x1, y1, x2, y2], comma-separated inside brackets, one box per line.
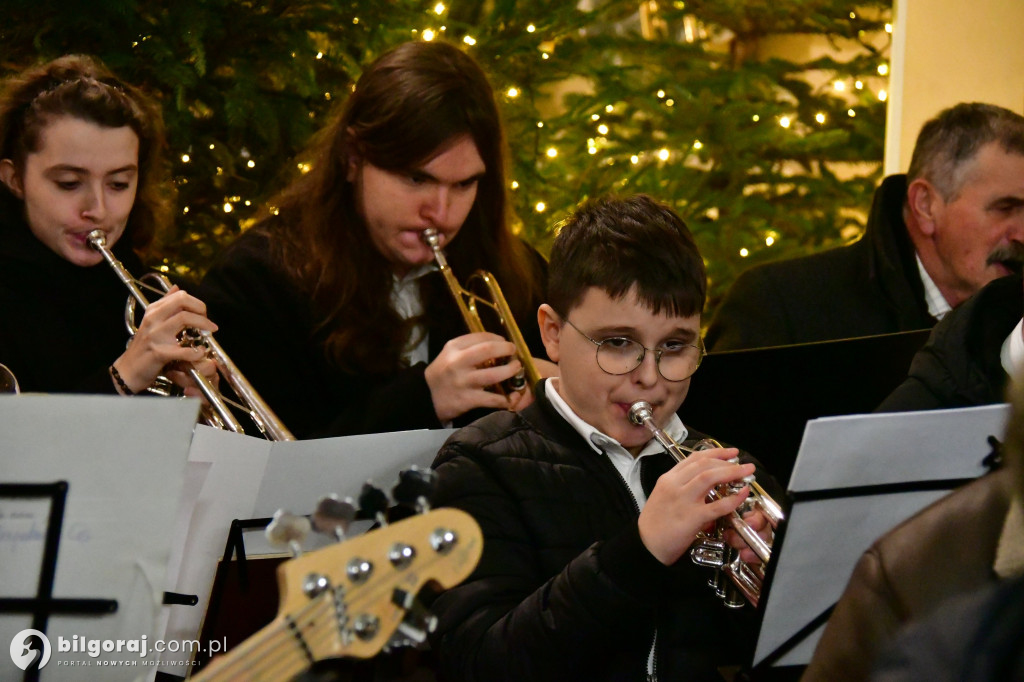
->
[629, 400, 783, 607]
[422, 228, 541, 395]
[87, 230, 295, 441]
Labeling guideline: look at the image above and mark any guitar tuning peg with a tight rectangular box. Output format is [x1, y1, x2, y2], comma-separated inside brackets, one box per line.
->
[312, 494, 357, 541]
[265, 510, 311, 557]
[391, 466, 438, 513]
[387, 588, 439, 648]
[358, 482, 390, 526]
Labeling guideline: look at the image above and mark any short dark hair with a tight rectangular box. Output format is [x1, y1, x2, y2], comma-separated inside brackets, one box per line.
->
[0, 54, 171, 251]
[907, 102, 1024, 201]
[548, 194, 706, 319]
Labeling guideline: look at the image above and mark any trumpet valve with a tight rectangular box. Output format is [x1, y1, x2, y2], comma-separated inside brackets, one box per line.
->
[691, 537, 728, 569]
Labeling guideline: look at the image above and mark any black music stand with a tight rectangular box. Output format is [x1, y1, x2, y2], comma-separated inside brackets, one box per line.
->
[0, 482, 118, 682]
[749, 403, 1007, 677]
[680, 329, 931, 486]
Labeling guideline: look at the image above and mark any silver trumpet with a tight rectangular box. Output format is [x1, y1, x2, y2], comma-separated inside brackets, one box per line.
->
[629, 400, 784, 607]
[88, 230, 295, 441]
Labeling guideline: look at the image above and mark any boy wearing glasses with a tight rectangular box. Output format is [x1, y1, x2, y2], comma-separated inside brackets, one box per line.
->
[430, 194, 771, 682]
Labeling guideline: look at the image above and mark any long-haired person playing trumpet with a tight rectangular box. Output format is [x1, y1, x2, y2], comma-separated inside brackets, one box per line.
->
[430, 195, 777, 682]
[0, 55, 218, 396]
[199, 40, 550, 439]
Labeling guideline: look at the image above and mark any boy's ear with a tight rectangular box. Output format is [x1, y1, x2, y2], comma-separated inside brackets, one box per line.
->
[0, 159, 24, 199]
[537, 304, 562, 363]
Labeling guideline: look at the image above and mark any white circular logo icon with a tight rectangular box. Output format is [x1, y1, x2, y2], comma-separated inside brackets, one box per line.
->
[10, 629, 51, 671]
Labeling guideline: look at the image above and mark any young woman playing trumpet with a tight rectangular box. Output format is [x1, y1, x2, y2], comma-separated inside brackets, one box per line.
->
[0, 54, 218, 396]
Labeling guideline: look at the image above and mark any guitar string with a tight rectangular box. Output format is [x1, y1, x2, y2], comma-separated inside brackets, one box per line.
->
[197, 593, 334, 681]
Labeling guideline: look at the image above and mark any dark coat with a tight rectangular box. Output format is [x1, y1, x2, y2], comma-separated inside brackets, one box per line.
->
[877, 274, 1022, 412]
[872, 573, 1024, 682]
[706, 175, 936, 351]
[802, 469, 1013, 682]
[429, 381, 760, 682]
[198, 228, 548, 439]
[0, 208, 146, 394]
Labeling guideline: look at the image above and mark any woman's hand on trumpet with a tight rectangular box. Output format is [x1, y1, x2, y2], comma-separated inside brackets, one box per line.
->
[111, 285, 219, 396]
[638, 447, 755, 566]
[425, 331, 525, 422]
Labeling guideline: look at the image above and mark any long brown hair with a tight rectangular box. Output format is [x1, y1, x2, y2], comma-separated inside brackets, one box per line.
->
[260, 40, 542, 374]
[0, 54, 172, 255]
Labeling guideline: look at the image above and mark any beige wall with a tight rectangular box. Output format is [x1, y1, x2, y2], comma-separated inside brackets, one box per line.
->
[886, 0, 1024, 174]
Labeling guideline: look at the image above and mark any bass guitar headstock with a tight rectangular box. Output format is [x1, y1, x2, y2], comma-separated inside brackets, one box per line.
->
[193, 468, 481, 681]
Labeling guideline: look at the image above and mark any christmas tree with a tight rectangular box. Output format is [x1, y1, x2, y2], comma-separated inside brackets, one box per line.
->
[0, 0, 891, 316]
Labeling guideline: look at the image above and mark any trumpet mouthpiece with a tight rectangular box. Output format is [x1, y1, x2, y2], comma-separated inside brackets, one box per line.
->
[422, 227, 440, 248]
[86, 229, 107, 249]
[628, 400, 654, 426]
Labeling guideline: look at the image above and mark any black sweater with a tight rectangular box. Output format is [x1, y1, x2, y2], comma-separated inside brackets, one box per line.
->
[0, 209, 147, 394]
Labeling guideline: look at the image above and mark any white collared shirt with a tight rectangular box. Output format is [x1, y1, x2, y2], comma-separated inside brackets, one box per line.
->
[544, 378, 689, 509]
[390, 264, 438, 366]
[916, 255, 952, 320]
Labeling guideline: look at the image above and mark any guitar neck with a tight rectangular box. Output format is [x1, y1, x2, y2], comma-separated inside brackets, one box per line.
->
[190, 610, 314, 682]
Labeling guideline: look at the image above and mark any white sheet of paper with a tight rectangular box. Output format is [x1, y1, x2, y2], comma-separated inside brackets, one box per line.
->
[157, 426, 271, 673]
[754, 403, 1011, 667]
[254, 428, 456, 518]
[0, 394, 198, 681]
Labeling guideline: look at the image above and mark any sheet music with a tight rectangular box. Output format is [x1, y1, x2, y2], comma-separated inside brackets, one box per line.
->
[754, 403, 1010, 668]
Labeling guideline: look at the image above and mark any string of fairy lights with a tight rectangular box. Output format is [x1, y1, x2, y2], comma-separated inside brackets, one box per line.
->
[166, 2, 891, 270]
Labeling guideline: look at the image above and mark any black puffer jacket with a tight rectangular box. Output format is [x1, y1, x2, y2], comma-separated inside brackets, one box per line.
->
[429, 381, 760, 682]
[876, 274, 1022, 412]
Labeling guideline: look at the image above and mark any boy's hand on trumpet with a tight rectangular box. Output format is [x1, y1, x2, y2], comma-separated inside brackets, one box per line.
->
[111, 285, 218, 395]
[638, 447, 755, 566]
[721, 508, 773, 565]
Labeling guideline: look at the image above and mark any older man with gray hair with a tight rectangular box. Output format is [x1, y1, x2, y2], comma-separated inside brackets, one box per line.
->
[707, 102, 1024, 351]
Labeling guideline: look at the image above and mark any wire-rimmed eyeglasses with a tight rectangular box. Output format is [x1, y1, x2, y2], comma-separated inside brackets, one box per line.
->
[562, 317, 706, 382]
